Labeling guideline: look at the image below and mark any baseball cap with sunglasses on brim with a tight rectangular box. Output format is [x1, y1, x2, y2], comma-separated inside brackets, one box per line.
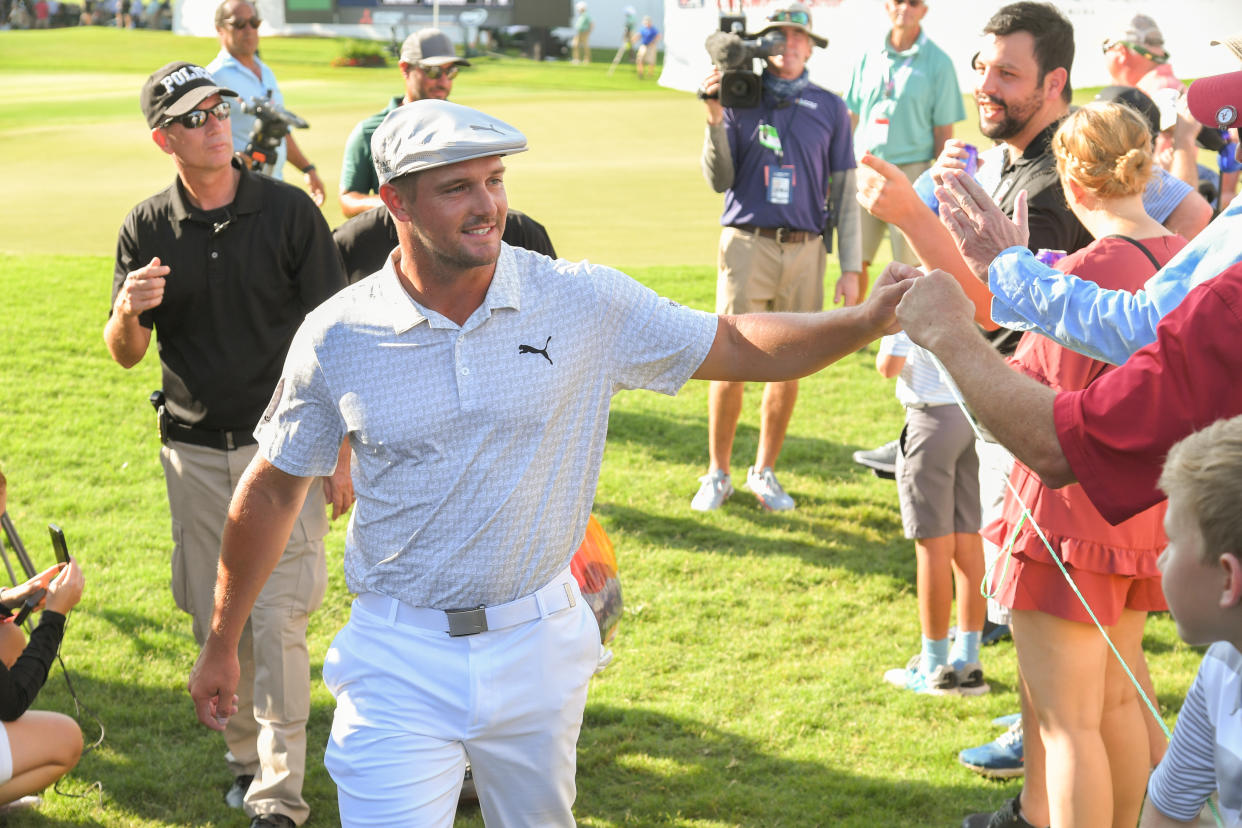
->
[755, 1, 828, 49]
[141, 61, 238, 130]
[1102, 14, 1169, 63]
[400, 28, 472, 68]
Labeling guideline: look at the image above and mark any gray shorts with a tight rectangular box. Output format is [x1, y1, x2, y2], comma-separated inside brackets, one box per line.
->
[896, 404, 981, 539]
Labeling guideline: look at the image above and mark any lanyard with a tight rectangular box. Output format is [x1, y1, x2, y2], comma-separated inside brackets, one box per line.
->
[884, 54, 915, 100]
[758, 94, 802, 165]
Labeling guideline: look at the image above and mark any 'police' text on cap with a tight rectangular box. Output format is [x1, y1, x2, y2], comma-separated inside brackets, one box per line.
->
[141, 61, 237, 129]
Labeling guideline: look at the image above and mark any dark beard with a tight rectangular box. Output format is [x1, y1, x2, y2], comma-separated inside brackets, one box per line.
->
[977, 88, 1043, 141]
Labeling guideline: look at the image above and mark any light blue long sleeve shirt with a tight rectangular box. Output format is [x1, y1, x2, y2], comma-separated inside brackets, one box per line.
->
[987, 197, 1242, 365]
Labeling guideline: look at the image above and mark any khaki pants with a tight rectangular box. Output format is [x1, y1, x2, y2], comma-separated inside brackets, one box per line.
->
[161, 440, 328, 825]
[716, 226, 826, 314]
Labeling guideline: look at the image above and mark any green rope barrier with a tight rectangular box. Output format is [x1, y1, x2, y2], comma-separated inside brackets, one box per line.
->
[931, 355, 1225, 828]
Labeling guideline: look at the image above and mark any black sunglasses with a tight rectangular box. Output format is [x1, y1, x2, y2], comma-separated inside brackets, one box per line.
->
[419, 64, 459, 80]
[226, 16, 261, 29]
[893, 0, 922, 5]
[162, 101, 231, 129]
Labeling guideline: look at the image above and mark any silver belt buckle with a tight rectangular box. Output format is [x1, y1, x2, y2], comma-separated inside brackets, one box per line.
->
[446, 606, 488, 637]
[774, 227, 788, 243]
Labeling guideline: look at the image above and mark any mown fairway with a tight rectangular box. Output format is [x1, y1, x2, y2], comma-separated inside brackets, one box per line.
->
[0, 27, 1201, 827]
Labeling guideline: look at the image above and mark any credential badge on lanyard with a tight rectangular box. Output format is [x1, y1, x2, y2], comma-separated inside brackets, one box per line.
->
[759, 124, 792, 205]
[759, 123, 782, 155]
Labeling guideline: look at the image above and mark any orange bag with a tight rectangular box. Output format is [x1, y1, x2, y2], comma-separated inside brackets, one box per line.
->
[570, 515, 622, 644]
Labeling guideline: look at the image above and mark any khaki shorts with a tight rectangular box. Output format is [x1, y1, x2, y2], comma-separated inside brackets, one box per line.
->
[860, 159, 931, 268]
[716, 225, 825, 314]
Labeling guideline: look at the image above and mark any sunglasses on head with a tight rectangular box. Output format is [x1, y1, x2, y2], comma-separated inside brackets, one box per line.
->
[226, 16, 261, 29]
[419, 64, 459, 80]
[767, 9, 809, 25]
[162, 101, 231, 129]
[1102, 39, 1160, 61]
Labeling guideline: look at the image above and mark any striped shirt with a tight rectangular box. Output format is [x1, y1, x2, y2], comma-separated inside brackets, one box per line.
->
[879, 332, 960, 407]
[1147, 642, 1242, 824]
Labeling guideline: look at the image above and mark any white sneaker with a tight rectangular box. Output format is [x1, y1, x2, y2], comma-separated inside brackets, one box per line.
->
[746, 466, 795, 511]
[0, 795, 41, 814]
[691, 469, 733, 511]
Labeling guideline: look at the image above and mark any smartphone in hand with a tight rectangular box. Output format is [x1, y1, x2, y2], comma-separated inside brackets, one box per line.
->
[48, 524, 70, 565]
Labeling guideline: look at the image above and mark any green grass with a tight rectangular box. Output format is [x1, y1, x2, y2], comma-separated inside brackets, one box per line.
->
[0, 27, 1207, 827]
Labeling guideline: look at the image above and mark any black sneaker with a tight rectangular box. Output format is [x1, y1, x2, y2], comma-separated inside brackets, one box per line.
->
[250, 815, 295, 828]
[224, 774, 254, 809]
[982, 619, 1012, 646]
[962, 795, 1045, 828]
[852, 439, 898, 479]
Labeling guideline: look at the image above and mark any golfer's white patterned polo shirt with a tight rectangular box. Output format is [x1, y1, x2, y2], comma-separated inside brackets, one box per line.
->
[256, 243, 717, 610]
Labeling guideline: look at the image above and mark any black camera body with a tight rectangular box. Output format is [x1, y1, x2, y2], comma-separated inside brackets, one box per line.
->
[702, 18, 785, 109]
[241, 96, 309, 174]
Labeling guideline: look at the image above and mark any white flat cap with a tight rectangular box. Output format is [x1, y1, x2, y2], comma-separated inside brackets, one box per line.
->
[371, 99, 528, 185]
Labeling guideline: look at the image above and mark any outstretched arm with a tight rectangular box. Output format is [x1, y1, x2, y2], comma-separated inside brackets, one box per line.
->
[188, 456, 314, 731]
[895, 268, 1074, 487]
[694, 263, 915, 381]
[856, 154, 996, 327]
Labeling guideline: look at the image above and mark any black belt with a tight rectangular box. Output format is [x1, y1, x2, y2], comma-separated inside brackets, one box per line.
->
[158, 407, 256, 451]
[732, 224, 819, 244]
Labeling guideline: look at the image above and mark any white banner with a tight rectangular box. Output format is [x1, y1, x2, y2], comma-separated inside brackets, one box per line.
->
[658, 0, 1242, 96]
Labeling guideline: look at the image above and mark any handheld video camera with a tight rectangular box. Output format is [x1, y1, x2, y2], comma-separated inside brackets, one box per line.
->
[700, 15, 785, 109]
[241, 95, 309, 175]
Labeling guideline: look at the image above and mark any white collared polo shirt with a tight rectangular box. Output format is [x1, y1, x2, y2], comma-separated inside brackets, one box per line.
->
[257, 244, 717, 609]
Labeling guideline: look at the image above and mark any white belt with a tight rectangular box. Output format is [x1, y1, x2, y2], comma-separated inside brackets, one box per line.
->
[356, 568, 578, 637]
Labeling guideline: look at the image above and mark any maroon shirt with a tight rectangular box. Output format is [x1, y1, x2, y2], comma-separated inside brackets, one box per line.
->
[1055, 262, 1242, 524]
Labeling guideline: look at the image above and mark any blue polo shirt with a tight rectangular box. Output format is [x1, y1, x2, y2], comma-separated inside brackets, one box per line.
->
[206, 48, 289, 178]
[720, 82, 855, 234]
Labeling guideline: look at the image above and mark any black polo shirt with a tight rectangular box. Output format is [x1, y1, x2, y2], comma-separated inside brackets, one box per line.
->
[113, 161, 346, 431]
[332, 205, 558, 285]
[990, 119, 1094, 256]
[984, 119, 1094, 354]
